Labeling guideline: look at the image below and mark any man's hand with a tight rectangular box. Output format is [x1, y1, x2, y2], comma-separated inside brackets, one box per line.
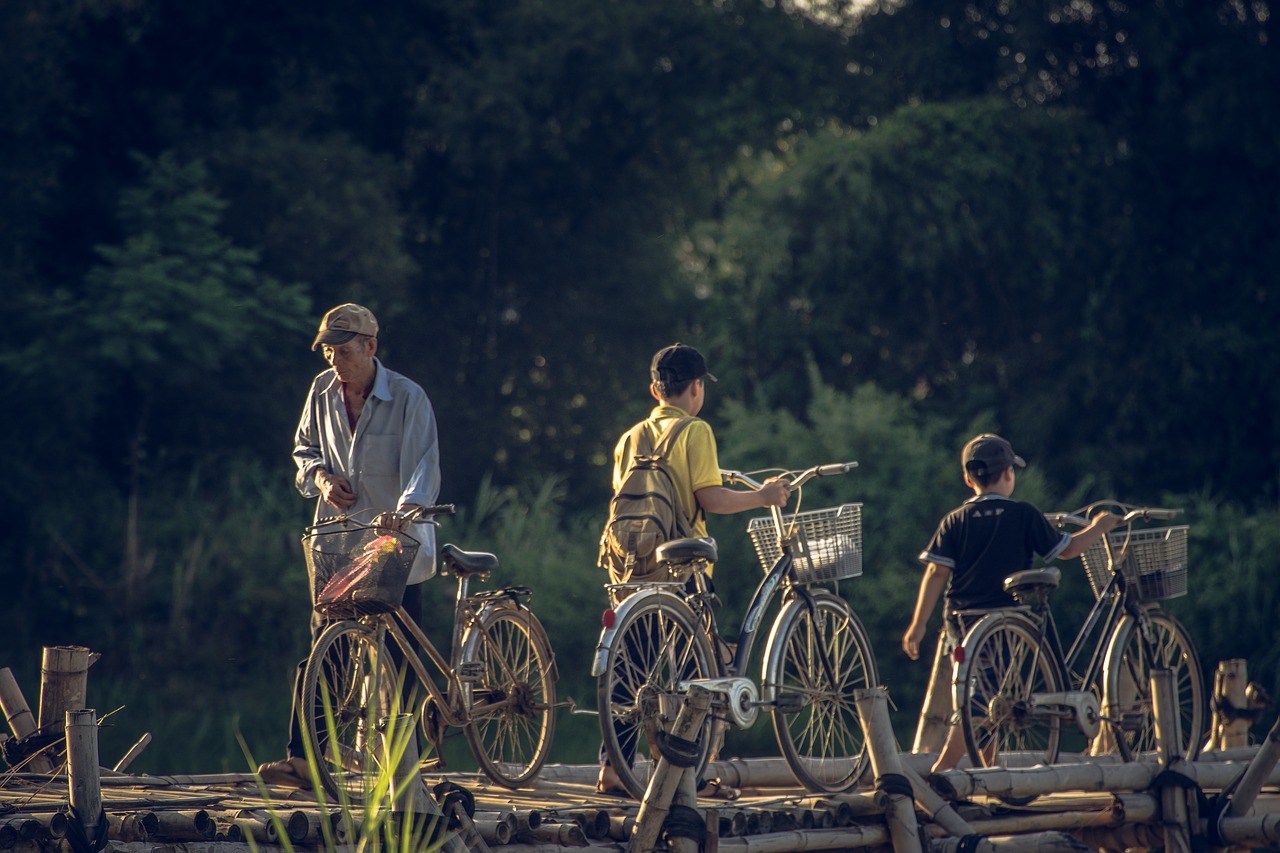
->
[1091, 511, 1124, 534]
[315, 469, 357, 509]
[758, 476, 792, 508]
[373, 505, 420, 532]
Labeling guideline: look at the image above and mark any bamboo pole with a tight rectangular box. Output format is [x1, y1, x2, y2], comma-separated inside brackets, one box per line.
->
[933, 831, 1089, 853]
[382, 713, 467, 853]
[0, 668, 54, 773]
[900, 762, 974, 837]
[111, 732, 152, 773]
[65, 709, 102, 842]
[628, 685, 712, 853]
[670, 756, 700, 853]
[1225, 711, 1280, 818]
[1151, 668, 1192, 853]
[855, 686, 924, 853]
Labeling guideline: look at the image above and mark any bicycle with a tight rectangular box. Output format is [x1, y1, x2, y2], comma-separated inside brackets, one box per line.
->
[950, 502, 1203, 771]
[593, 462, 879, 799]
[300, 505, 558, 796]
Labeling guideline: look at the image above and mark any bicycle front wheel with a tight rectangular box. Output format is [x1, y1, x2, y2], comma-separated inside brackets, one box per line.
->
[461, 605, 558, 787]
[764, 590, 877, 793]
[1103, 606, 1204, 761]
[956, 611, 1066, 769]
[597, 595, 718, 800]
[301, 619, 398, 797]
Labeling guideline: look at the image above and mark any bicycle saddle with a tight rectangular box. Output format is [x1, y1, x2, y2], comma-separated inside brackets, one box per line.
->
[656, 537, 718, 565]
[1003, 566, 1061, 595]
[440, 543, 499, 575]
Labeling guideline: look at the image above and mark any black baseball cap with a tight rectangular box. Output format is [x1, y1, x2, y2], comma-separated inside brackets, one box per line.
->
[962, 433, 1026, 477]
[651, 343, 718, 384]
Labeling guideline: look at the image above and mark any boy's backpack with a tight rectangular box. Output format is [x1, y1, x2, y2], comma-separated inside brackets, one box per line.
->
[598, 417, 699, 585]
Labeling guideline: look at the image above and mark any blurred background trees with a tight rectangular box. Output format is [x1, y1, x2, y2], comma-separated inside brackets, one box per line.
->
[1, 0, 1276, 770]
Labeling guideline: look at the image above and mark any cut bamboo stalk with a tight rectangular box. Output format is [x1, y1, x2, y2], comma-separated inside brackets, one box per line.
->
[520, 822, 590, 846]
[901, 761, 974, 837]
[1208, 660, 1250, 752]
[854, 686, 924, 853]
[933, 830, 1090, 853]
[0, 668, 54, 773]
[628, 684, 712, 853]
[670, 752, 700, 853]
[65, 709, 102, 841]
[473, 817, 512, 845]
[38, 647, 98, 734]
[150, 808, 215, 841]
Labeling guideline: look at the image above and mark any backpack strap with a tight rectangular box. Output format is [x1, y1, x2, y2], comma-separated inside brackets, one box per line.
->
[646, 416, 703, 526]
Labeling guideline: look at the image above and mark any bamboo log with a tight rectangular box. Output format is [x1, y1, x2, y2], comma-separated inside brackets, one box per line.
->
[855, 687, 924, 853]
[562, 808, 611, 839]
[606, 814, 634, 842]
[473, 817, 513, 846]
[66, 709, 103, 841]
[900, 762, 974, 837]
[519, 822, 590, 846]
[628, 685, 712, 853]
[706, 807, 720, 853]
[670, 756, 700, 853]
[38, 647, 98, 734]
[150, 808, 215, 841]
[0, 668, 54, 773]
[933, 831, 1089, 853]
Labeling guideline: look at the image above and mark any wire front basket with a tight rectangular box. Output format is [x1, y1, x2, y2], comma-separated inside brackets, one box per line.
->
[748, 503, 863, 585]
[304, 523, 420, 616]
[1080, 525, 1188, 602]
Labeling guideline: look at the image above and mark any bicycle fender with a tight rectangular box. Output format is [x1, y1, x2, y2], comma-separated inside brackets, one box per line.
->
[591, 586, 685, 677]
[468, 601, 561, 684]
[949, 610, 1037, 711]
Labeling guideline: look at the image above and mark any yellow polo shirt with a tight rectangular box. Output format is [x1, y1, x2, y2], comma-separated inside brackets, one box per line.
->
[611, 406, 723, 538]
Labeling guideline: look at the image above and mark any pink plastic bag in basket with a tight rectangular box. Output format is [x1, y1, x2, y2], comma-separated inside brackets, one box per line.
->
[317, 534, 403, 605]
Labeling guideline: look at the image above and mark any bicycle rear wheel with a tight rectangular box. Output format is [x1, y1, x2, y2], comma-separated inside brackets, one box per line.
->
[301, 620, 398, 797]
[764, 589, 877, 793]
[1103, 606, 1204, 761]
[597, 595, 718, 800]
[461, 605, 558, 787]
[956, 611, 1066, 769]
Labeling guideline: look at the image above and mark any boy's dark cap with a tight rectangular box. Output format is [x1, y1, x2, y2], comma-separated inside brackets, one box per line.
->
[651, 343, 718, 384]
[963, 433, 1026, 477]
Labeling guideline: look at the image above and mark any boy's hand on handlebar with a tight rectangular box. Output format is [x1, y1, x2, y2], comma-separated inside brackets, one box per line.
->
[316, 470, 357, 509]
[759, 476, 792, 507]
[1090, 510, 1124, 534]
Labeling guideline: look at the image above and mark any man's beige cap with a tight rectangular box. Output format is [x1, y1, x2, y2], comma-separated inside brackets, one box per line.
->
[311, 303, 379, 350]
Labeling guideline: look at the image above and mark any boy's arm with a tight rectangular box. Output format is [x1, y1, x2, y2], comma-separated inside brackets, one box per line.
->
[902, 562, 951, 661]
[695, 478, 790, 515]
[1056, 512, 1123, 560]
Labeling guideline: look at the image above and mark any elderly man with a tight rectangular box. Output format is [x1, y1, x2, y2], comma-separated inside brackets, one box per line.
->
[258, 302, 441, 788]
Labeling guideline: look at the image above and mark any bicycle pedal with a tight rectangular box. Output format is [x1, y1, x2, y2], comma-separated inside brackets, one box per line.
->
[773, 692, 805, 714]
[456, 661, 485, 683]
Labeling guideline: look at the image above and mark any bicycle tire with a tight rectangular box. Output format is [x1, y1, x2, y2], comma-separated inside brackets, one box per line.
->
[596, 594, 719, 800]
[764, 589, 877, 793]
[1102, 606, 1204, 761]
[301, 619, 399, 797]
[461, 605, 558, 787]
[956, 610, 1067, 769]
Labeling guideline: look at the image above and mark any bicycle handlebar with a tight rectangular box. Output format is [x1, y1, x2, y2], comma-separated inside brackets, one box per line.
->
[721, 461, 857, 491]
[1045, 502, 1182, 528]
[311, 503, 457, 531]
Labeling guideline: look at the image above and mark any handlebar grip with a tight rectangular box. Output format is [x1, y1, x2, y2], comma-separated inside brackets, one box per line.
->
[816, 462, 858, 477]
[407, 503, 456, 520]
[1138, 508, 1181, 521]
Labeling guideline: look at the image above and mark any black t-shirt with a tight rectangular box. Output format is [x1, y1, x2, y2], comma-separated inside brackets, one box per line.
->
[919, 494, 1071, 610]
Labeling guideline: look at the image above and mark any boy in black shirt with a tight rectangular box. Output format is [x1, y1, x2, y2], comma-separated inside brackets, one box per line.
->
[902, 433, 1121, 772]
